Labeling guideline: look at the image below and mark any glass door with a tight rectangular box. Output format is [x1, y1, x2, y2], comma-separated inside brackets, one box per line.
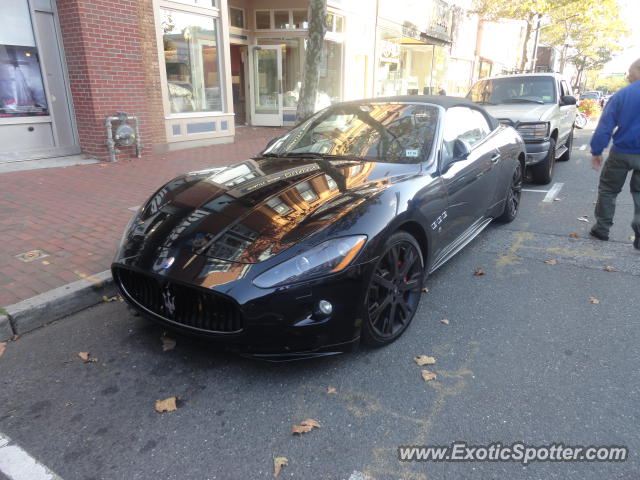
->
[249, 45, 282, 126]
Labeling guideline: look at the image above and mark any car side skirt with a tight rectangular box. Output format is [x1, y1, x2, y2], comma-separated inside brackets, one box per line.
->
[429, 216, 493, 274]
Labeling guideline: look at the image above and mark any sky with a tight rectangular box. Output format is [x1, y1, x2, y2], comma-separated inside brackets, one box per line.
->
[603, 0, 640, 73]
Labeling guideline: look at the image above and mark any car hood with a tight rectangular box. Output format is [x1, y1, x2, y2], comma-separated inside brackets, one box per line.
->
[119, 156, 418, 276]
[482, 103, 556, 123]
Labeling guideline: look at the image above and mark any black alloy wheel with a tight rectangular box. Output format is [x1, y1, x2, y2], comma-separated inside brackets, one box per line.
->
[495, 162, 523, 223]
[362, 231, 424, 346]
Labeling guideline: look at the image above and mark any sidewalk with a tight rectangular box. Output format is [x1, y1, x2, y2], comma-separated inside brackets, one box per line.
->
[0, 126, 286, 308]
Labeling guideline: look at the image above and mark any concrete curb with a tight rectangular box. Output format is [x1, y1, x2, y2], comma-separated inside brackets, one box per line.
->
[0, 270, 115, 341]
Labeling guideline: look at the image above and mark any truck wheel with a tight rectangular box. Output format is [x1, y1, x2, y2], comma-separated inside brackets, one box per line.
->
[531, 138, 556, 185]
[558, 129, 573, 162]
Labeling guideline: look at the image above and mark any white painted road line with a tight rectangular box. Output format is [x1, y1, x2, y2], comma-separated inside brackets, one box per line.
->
[543, 182, 564, 203]
[0, 433, 62, 480]
[522, 188, 550, 193]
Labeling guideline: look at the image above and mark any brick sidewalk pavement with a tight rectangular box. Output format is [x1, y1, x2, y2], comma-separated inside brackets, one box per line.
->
[0, 126, 286, 307]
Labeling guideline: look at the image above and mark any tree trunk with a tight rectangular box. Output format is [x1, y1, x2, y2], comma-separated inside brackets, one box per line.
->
[296, 0, 327, 122]
[519, 13, 535, 71]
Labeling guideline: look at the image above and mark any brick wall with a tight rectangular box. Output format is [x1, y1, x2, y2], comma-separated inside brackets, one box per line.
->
[57, 0, 166, 160]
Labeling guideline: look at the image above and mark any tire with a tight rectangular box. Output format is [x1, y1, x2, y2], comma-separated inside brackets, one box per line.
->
[530, 137, 556, 185]
[362, 231, 424, 347]
[495, 161, 523, 223]
[558, 128, 573, 162]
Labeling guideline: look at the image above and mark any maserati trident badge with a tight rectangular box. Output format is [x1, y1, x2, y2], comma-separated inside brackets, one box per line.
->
[161, 284, 176, 317]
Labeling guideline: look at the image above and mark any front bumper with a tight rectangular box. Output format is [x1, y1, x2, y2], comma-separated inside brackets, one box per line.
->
[112, 262, 371, 360]
[524, 140, 551, 165]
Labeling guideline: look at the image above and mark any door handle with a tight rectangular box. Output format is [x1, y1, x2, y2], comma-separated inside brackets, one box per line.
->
[491, 153, 501, 163]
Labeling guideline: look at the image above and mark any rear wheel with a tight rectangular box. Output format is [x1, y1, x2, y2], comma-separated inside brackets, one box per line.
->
[495, 162, 523, 223]
[531, 137, 556, 185]
[558, 129, 573, 162]
[362, 232, 424, 347]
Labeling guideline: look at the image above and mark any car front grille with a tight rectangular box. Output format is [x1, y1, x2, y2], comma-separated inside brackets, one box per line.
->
[114, 267, 243, 333]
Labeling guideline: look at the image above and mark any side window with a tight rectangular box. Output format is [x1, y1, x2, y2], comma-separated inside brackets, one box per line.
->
[442, 107, 491, 159]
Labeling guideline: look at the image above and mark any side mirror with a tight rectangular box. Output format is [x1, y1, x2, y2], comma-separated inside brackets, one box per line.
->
[452, 138, 471, 160]
[560, 95, 577, 106]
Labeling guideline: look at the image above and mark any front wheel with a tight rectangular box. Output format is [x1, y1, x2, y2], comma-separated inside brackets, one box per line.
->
[575, 113, 587, 129]
[362, 231, 424, 347]
[530, 138, 556, 185]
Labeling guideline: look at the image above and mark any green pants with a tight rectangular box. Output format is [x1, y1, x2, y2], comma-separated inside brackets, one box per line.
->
[593, 151, 640, 236]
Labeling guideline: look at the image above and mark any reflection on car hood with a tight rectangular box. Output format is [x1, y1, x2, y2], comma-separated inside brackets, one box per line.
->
[123, 157, 418, 272]
[482, 103, 557, 123]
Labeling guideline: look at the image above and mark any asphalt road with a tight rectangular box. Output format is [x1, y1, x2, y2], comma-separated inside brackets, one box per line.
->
[1, 127, 639, 480]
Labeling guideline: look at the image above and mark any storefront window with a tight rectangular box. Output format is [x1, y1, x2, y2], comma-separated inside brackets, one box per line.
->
[255, 11, 271, 29]
[274, 10, 289, 29]
[292, 10, 308, 29]
[0, 1, 48, 117]
[229, 7, 244, 29]
[161, 9, 223, 114]
[258, 38, 342, 110]
[318, 40, 343, 105]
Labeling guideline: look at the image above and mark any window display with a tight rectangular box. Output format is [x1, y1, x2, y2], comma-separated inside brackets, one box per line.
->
[0, 45, 48, 117]
[162, 9, 223, 114]
[0, 1, 48, 118]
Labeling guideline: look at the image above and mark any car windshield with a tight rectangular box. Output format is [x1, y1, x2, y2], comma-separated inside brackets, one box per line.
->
[467, 77, 557, 105]
[262, 103, 440, 163]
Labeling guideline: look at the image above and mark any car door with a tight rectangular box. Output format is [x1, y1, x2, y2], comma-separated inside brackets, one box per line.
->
[439, 107, 500, 246]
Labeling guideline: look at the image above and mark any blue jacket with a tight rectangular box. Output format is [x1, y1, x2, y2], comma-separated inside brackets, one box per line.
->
[590, 80, 640, 155]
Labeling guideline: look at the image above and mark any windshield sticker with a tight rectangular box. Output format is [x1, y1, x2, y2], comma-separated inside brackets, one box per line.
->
[405, 149, 420, 158]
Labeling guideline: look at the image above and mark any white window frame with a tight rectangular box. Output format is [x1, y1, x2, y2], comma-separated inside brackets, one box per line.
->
[156, 0, 227, 117]
[254, 8, 312, 31]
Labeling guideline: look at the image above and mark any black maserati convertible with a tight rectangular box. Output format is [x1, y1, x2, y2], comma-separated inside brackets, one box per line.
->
[112, 96, 525, 359]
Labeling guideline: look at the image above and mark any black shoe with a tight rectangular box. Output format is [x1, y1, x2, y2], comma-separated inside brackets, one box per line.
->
[633, 225, 640, 250]
[589, 229, 609, 241]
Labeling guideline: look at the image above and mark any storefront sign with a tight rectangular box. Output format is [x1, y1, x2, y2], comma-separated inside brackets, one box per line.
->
[425, 0, 453, 44]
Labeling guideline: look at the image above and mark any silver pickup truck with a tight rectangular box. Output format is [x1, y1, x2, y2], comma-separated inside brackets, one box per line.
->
[467, 73, 577, 184]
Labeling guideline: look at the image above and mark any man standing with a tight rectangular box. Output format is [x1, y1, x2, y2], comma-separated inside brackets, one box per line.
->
[590, 58, 640, 249]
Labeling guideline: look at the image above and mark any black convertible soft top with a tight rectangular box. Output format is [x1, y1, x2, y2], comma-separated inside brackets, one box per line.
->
[344, 95, 501, 130]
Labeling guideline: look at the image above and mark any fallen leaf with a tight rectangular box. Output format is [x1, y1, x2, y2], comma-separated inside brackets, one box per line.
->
[577, 216, 589, 223]
[421, 287, 429, 293]
[102, 295, 118, 302]
[553, 197, 562, 202]
[604, 265, 615, 272]
[413, 355, 436, 366]
[161, 335, 176, 352]
[473, 268, 485, 276]
[42, 260, 50, 265]
[441, 319, 450, 325]
[155, 397, 178, 413]
[65, 402, 73, 407]
[273, 457, 288, 478]
[569, 233, 579, 238]
[291, 418, 321, 434]
[421, 370, 437, 382]
[78, 352, 97, 363]
[11, 334, 20, 341]
[589, 297, 600, 304]
[327, 386, 337, 394]
[544, 259, 557, 265]
[0, 342, 6, 357]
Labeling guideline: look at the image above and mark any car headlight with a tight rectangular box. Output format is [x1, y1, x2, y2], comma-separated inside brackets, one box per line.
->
[253, 235, 367, 288]
[516, 122, 549, 141]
